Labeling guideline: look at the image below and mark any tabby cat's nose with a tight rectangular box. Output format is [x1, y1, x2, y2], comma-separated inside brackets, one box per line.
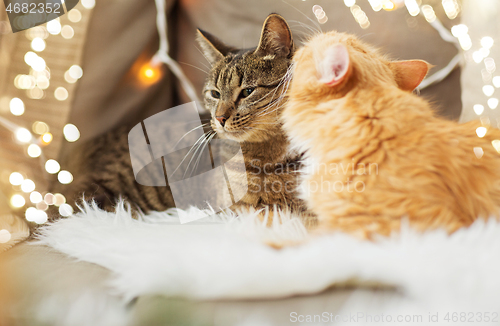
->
[216, 116, 227, 127]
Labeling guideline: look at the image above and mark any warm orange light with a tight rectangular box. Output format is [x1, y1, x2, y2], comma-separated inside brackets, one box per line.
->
[138, 62, 162, 86]
[41, 132, 53, 145]
[145, 68, 154, 78]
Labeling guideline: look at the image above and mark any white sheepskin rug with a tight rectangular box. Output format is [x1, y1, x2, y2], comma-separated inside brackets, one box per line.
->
[35, 201, 500, 324]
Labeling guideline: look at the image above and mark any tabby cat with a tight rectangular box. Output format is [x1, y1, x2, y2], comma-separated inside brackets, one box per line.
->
[197, 14, 311, 219]
[283, 31, 500, 238]
[50, 14, 310, 223]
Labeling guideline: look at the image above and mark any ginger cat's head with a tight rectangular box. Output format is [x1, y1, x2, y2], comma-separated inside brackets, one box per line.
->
[290, 31, 430, 101]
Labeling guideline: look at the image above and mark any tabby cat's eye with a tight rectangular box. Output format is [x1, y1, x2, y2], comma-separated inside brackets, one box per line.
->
[241, 88, 255, 98]
[210, 90, 221, 99]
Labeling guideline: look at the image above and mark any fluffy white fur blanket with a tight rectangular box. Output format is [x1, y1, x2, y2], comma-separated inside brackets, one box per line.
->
[35, 201, 500, 322]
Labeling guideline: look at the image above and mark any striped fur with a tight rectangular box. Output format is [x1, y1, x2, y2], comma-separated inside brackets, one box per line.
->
[51, 126, 175, 216]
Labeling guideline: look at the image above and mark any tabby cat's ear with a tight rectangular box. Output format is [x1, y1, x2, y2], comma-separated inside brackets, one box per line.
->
[197, 29, 236, 65]
[389, 60, 431, 91]
[254, 14, 294, 58]
[318, 44, 351, 87]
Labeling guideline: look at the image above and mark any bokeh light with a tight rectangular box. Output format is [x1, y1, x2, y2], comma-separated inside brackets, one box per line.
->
[30, 191, 43, 204]
[9, 172, 24, 186]
[26, 208, 48, 224]
[473, 104, 484, 115]
[44, 193, 55, 205]
[58, 170, 73, 184]
[350, 5, 370, 29]
[481, 37, 494, 50]
[27, 144, 42, 157]
[15, 128, 32, 143]
[32, 121, 49, 134]
[10, 194, 26, 208]
[63, 124, 80, 142]
[69, 65, 83, 79]
[421, 5, 436, 23]
[344, 0, 356, 7]
[21, 179, 35, 193]
[47, 19, 61, 35]
[41, 132, 53, 145]
[138, 62, 162, 85]
[54, 87, 69, 101]
[25, 207, 37, 221]
[54, 193, 66, 206]
[493, 76, 500, 88]
[82, 0, 96, 9]
[34, 210, 48, 224]
[64, 70, 77, 83]
[31, 37, 46, 52]
[473, 147, 484, 159]
[61, 25, 75, 39]
[14, 75, 36, 90]
[24, 51, 37, 66]
[404, 0, 420, 16]
[36, 75, 50, 89]
[0, 230, 11, 243]
[492, 140, 500, 154]
[488, 98, 499, 109]
[31, 56, 46, 72]
[483, 85, 495, 97]
[442, 0, 460, 20]
[476, 127, 488, 138]
[28, 87, 45, 100]
[36, 201, 48, 211]
[9, 97, 25, 116]
[451, 24, 468, 37]
[45, 159, 60, 174]
[68, 9, 82, 23]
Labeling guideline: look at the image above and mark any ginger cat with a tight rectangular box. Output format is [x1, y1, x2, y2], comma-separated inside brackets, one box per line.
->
[283, 31, 500, 238]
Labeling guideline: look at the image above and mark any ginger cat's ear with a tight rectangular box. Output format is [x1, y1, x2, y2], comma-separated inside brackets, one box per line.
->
[197, 29, 237, 65]
[254, 14, 294, 58]
[389, 60, 431, 91]
[318, 44, 351, 87]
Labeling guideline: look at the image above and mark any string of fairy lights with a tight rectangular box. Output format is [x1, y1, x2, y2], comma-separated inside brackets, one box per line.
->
[0, 0, 498, 240]
[1, 0, 97, 230]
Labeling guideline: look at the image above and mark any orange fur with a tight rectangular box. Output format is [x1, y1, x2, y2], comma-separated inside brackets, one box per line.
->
[283, 31, 500, 238]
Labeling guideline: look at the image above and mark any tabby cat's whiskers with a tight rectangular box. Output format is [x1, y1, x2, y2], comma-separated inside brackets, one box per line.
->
[288, 20, 320, 38]
[256, 77, 291, 118]
[281, 0, 322, 32]
[179, 61, 209, 74]
[245, 76, 288, 107]
[253, 66, 292, 119]
[184, 130, 215, 178]
[171, 131, 211, 178]
[172, 122, 210, 151]
[190, 131, 217, 177]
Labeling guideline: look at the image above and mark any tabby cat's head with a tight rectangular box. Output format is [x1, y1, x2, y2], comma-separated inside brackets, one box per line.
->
[197, 14, 294, 143]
